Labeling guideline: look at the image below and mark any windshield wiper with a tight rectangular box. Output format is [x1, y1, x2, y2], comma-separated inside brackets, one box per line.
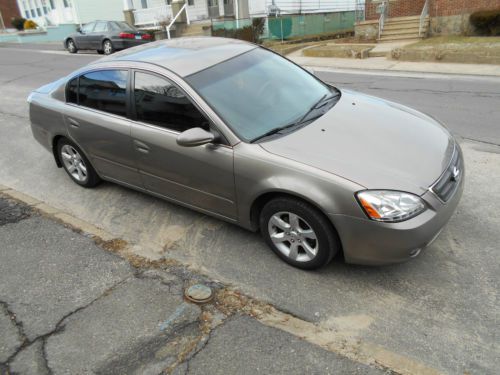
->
[295, 92, 339, 126]
[250, 91, 340, 143]
[250, 121, 302, 143]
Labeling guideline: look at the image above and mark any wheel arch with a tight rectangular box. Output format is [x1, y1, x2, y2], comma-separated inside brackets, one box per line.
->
[250, 190, 344, 256]
[52, 135, 94, 173]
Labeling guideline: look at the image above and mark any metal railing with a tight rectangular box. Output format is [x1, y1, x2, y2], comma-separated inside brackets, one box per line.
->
[167, 2, 190, 40]
[133, 5, 172, 28]
[419, 0, 429, 37]
[377, 0, 389, 40]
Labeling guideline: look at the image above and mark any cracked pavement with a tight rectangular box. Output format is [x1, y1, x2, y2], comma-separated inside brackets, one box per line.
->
[0, 197, 385, 374]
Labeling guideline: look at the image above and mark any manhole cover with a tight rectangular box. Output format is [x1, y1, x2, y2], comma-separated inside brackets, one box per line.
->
[185, 284, 214, 304]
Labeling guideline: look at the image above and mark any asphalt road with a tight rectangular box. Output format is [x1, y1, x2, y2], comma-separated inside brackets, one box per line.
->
[0, 45, 499, 374]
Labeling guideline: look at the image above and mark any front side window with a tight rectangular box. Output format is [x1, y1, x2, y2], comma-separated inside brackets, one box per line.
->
[80, 22, 95, 33]
[134, 71, 208, 133]
[78, 70, 128, 117]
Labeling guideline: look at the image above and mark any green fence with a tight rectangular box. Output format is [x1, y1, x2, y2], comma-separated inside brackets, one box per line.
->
[212, 11, 356, 42]
[267, 11, 355, 40]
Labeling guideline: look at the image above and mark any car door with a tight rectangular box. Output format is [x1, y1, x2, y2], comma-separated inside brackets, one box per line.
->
[74, 22, 95, 49]
[64, 69, 142, 187]
[87, 21, 108, 50]
[129, 70, 237, 220]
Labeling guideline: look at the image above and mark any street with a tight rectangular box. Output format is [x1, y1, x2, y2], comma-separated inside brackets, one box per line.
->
[0, 44, 499, 374]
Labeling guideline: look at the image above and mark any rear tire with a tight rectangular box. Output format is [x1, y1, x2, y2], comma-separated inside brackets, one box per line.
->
[102, 40, 114, 55]
[66, 39, 77, 53]
[57, 138, 100, 188]
[259, 197, 339, 270]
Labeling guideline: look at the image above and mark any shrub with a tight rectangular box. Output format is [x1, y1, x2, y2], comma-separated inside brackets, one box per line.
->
[470, 9, 500, 36]
[23, 19, 38, 30]
[211, 17, 266, 44]
[11, 17, 26, 31]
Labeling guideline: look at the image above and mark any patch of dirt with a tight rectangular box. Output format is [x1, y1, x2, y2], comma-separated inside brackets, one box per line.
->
[0, 196, 31, 226]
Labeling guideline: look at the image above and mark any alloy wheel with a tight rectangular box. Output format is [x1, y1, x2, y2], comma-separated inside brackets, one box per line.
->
[61, 145, 88, 183]
[268, 211, 319, 262]
[103, 41, 113, 55]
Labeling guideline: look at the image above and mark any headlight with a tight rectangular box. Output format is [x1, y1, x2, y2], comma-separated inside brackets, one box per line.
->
[356, 190, 426, 222]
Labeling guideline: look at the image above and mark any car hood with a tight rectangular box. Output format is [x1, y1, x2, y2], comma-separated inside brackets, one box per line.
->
[260, 89, 455, 195]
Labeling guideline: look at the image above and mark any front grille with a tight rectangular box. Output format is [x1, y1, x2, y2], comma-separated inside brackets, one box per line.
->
[430, 146, 462, 202]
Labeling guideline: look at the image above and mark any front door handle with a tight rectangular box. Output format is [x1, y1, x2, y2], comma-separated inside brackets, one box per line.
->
[133, 140, 150, 154]
[68, 118, 80, 128]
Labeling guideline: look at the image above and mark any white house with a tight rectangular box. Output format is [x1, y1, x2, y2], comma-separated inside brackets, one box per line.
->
[127, 0, 356, 29]
[16, 0, 126, 26]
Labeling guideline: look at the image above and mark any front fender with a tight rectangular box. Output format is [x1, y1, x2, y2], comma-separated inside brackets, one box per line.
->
[233, 143, 365, 230]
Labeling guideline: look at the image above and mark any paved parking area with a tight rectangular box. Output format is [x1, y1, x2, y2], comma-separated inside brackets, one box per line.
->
[0, 45, 499, 374]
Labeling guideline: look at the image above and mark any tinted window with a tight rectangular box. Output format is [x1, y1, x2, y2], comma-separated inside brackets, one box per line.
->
[93, 21, 108, 33]
[67, 77, 78, 104]
[186, 48, 332, 142]
[134, 72, 208, 132]
[79, 70, 128, 117]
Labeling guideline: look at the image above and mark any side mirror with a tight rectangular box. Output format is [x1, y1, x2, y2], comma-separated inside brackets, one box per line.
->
[176, 127, 215, 147]
[76, 27, 82, 33]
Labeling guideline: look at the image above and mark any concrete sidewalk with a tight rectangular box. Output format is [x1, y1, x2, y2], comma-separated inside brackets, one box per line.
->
[0, 196, 385, 374]
[288, 51, 500, 77]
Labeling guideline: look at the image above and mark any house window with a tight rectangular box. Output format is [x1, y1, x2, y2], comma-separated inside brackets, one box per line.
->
[188, 0, 194, 6]
[25, 10, 30, 18]
[63, 0, 70, 8]
[49, 0, 55, 9]
[30, 9, 36, 17]
[36, 7, 42, 16]
[141, 0, 148, 8]
[165, 0, 172, 5]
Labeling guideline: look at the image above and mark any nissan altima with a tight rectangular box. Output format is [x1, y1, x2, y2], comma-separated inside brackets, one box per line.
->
[28, 37, 464, 269]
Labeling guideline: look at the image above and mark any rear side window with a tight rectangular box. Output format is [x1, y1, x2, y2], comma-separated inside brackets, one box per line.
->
[134, 71, 208, 132]
[78, 70, 128, 117]
[93, 21, 108, 33]
[67, 77, 78, 104]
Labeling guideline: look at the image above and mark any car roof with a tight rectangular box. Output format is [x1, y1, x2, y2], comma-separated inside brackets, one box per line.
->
[95, 37, 258, 77]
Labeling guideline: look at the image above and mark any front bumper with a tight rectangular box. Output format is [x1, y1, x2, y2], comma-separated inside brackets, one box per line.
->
[329, 163, 465, 266]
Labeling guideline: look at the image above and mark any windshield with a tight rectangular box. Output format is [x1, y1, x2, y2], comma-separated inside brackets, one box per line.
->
[186, 48, 334, 142]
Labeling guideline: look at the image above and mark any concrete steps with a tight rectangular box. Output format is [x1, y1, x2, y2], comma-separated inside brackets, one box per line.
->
[378, 16, 429, 43]
[178, 21, 211, 37]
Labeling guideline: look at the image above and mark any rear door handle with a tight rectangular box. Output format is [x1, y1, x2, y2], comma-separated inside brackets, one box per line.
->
[133, 140, 150, 154]
[68, 118, 80, 128]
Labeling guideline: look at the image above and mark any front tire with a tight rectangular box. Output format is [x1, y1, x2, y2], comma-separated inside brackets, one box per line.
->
[57, 138, 100, 188]
[260, 197, 339, 270]
[102, 40, 114, 55]
[66, 39, 77, 53]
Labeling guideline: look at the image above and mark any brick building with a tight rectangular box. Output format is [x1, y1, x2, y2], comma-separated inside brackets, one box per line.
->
[0, 0, 20, 29]
[359, 0, 500, 37]
[365, 0, 500, 20]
